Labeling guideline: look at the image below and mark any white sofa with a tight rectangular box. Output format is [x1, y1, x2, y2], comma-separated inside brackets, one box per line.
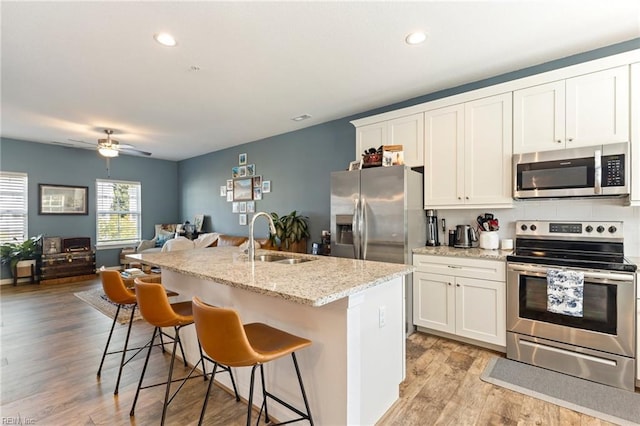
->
[136, 224, 179, 253]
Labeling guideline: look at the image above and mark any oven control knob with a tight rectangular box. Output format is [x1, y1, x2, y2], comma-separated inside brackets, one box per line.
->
[585, 225, 593, 233]
[520, 224, 528, 231]
[608, 226, 617, 234]
[596, 225, 605, 233]
[530, 224, 537, 231]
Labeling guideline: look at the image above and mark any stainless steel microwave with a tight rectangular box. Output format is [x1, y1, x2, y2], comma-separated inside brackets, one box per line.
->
[513, 142, 629, 199]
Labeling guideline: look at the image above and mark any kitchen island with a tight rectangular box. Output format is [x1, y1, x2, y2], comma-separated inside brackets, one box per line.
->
[127, 247, 413, 425]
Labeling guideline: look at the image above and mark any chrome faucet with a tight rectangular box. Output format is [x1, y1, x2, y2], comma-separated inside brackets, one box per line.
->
[248, 212, 277, 261]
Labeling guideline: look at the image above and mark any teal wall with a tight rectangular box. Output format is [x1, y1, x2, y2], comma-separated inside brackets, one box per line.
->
[0, 138, 179, 275]
[178, 119, 354, 243]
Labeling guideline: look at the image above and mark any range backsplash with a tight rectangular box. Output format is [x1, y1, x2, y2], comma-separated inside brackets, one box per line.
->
[436, 198, 640, 256]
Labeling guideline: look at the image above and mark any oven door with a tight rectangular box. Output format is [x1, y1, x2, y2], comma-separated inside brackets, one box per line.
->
[506, 262, 636, 357]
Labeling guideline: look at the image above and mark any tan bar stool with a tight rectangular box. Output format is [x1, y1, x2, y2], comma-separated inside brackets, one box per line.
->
[130, 279, 238, 425]
[192, 296, 314, 426]
[96, 270, 177, 395]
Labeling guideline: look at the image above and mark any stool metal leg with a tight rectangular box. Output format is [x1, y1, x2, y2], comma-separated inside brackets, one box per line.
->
[292, 352, 314, 426]
[130, 326, 158, 417]
[198, 363, 219, 426]
[113, 304, 137, 395]
[260, 363, 270, 424]
[160, 326, 182, 425]
[97, 304, 122, 378]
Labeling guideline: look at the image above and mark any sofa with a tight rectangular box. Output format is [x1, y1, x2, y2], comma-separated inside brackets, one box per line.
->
[136, 224, 180, 253]
[136, 225, 278, 253]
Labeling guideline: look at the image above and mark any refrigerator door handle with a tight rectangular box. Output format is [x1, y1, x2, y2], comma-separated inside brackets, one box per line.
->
[361, 196, 368, 260]
[352, 198, 360, 259]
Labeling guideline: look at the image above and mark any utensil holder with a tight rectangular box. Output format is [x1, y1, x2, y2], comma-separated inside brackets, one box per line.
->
[479, 231, 499, 250]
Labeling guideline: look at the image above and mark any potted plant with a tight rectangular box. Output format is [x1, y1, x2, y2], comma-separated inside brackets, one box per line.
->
[1, 235, 42, 279]
[268, 211, 310, 253]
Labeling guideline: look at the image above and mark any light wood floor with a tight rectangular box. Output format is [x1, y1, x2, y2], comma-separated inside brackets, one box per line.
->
[0, 278, 619, 425]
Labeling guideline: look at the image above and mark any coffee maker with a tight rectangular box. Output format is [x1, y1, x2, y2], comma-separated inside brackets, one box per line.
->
[426, 209, 439, 246]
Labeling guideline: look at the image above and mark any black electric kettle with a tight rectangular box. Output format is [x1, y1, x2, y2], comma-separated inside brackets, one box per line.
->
[454, 224, 477, 248]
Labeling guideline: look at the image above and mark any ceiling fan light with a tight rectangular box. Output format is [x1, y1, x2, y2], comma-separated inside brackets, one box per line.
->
[99, 147, 119, 157]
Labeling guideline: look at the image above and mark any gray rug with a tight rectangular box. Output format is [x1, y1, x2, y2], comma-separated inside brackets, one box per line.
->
[481, 357, 640, 426]
[74, 288, 141, 324]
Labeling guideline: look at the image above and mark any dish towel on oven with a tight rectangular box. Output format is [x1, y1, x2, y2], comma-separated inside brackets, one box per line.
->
[547, 269, 584, 317]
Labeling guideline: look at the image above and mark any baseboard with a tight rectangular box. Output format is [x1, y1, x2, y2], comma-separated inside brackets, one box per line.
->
[415, 326, 507, 353]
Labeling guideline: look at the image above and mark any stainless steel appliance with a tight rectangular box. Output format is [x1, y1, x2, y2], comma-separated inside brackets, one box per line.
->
[513, 142, 629, 199]
[454, 224, 477, 248]
[426, 209, 439, 246]
[330, 166, 425, 334]
[506, 220, 637, 390]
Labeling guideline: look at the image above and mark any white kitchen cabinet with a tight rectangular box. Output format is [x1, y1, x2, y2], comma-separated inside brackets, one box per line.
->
[413, 254, 506, 348]
[355, 113, 424, 168]
[630, 63, 640, 205]
[424, 93, 512, 209]
[513, 66, 629, 154]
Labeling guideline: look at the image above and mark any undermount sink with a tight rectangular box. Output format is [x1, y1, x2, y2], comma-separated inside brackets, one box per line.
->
[254, 254, 314, 264]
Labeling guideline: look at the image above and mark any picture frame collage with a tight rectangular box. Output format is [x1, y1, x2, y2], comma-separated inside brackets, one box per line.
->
[220, 153, 272, 225]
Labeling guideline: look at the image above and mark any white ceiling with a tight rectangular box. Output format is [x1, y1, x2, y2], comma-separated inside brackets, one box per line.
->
[2, 1, 639, 161]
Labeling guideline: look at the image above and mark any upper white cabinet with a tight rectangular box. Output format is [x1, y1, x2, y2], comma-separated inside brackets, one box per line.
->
[424, 93, 512, 209]
[354, 113, 424, 167]
[513, 66, 630, 154]
[631, 63, 640, 205]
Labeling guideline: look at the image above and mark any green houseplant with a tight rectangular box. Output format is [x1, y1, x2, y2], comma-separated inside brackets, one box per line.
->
[268, 211, 310, 253]
[0, 235, 42, 277]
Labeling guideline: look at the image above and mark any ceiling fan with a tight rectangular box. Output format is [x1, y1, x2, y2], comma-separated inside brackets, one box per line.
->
[69, 129, 152, 157]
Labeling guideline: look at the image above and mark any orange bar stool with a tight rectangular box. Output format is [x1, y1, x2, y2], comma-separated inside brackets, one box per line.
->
[130, 279, 238, 425]
[96, 270, 169, 395]
[192, 296, 314, 426]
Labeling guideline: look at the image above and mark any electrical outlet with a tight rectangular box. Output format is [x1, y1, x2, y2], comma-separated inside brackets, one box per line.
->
[378, 306, 386, 328]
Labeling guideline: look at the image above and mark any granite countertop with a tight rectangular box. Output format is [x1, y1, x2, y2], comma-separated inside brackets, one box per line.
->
[127, 247, 413, 307]
[413, 245, 511, 261]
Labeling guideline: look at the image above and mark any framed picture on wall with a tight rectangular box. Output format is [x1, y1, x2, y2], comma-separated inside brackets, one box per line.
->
[39, 184, 88, 215]
[246, 164, 255, 176]
[232, 202, 240, 213]
[246, 201, 255, 213]
[262, 180, 271, 193]
[233, 178, 253, 201]
[253, 187, 262, 200]
[239, 214, 247, 225]
[239, 153, 247, 165]
[226, 179, 233, 190]
[220, 186, 227, 196]
[253, 175, 262, 188]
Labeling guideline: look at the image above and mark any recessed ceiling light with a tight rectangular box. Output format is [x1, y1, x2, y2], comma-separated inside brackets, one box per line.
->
[154, 33, 177, 47]
[292, 114, 312, 122]
[405, 31, 427, 45]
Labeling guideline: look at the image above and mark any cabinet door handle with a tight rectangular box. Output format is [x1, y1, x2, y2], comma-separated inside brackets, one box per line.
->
[456, 284, 461, 287]
[447, 265, 462, 269]
[567, 137, 574, 142]
[448, 282, 452, 286]
[465, 196, 469, 200]
[556, 139, 562, 143]
[457, 196, 462, 200]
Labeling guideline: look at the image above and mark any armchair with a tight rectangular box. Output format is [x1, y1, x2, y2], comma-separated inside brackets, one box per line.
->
[136, 224, 179, 253]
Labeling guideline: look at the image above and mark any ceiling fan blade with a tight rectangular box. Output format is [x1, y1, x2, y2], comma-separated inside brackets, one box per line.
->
[120, 147, 152, 156]
[68, 138, 96, 146]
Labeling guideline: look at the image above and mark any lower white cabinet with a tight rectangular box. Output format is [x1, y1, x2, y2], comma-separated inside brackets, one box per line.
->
[413, 255, 506, 347]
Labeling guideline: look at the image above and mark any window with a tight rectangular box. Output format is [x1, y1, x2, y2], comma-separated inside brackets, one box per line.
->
[96, 179, 141, 247]
[0, 172, 28, 244]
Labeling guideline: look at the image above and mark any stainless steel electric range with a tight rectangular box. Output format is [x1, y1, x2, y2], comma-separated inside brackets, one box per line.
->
[506, 220, 637, 391]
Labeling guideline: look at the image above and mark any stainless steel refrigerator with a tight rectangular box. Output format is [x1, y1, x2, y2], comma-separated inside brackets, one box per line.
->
[330, 165, 425, 334]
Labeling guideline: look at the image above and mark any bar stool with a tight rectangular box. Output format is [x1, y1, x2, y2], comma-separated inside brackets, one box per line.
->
[96, 270, 180, 395]
[192, 296, 314, 426]
[130, 279, 238, 425]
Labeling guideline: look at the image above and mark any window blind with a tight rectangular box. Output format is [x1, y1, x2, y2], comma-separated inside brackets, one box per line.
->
[96, 179, 141, 246]
[0, 172, 28, 244]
